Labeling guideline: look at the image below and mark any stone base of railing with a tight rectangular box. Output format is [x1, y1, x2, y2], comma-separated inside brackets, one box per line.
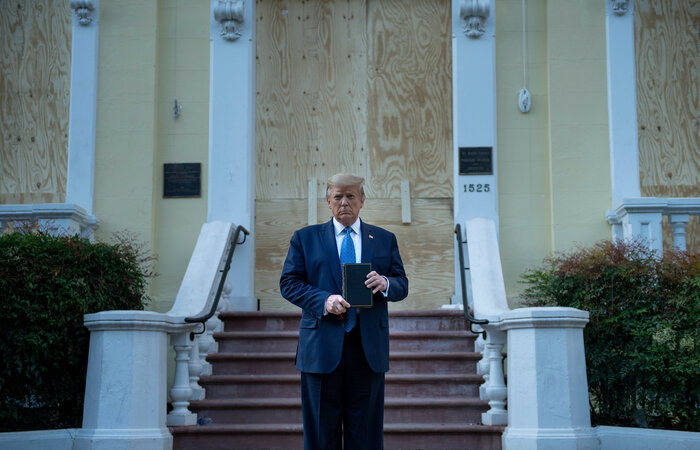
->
[500, 307, 596, 450]
[74, 311, 196, 450]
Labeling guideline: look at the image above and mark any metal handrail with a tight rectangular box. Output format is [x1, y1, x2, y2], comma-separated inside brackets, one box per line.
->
[184, 225, 250, 338]
[454, 223, 488, 336]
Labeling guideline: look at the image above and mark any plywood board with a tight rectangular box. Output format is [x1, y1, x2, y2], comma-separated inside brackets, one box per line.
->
[255, 0, 455, 310]
[367, 0, 452, 199]
[256, 198, 453, 311]
[636, 0, 700, 198]
[256, 0, 369, 200]
[0, 0, 71, 204]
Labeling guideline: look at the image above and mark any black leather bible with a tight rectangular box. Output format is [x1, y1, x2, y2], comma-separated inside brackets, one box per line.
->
[342, 263, 373, 308]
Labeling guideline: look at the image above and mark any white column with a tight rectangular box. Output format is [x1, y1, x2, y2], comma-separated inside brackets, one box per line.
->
[451, 0, 498, 306]
[481, 328, 507, 426]
[74, 311, 181, 450]
[669, 214, 689, 251]
[66, 1, 100, 215]
[605, 0, 640, 208]
[208, 0, 257, 311]
[500, 307, 597, 450]
[168, 331, 197, 426]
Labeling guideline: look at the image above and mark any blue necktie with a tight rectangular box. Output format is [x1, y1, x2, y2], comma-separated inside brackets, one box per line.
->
[340, 227, 357, 332]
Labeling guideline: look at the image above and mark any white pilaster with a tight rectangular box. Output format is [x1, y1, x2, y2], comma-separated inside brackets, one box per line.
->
[66, 1, 99, 215]
[605, 0, 640, 208]
[208, 0, 257, 310]
[501, 307, 597, 450]
[451, 0, 498, 306]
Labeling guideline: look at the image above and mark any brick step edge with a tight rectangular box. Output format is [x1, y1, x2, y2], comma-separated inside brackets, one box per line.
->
[218, 310, 468, 319]
[189, 397, 489, 408]
[170, 423, 504, 435]
[199, 373, 484, 384]
[208, 351, 482, 361]
[213, 330, 476, 339]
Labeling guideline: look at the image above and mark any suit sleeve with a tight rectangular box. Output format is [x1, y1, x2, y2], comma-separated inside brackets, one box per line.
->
[279, 231, 331, 316]
[384, 232, 408, 302]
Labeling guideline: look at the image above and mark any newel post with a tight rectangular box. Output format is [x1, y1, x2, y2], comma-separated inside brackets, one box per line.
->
[500, 307, 597, 450]
[74, 311, 185, 450]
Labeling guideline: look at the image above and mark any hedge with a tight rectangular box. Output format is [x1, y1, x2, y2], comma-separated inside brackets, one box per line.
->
[521, 240, 700, 431]
[0, 231, 152, 431]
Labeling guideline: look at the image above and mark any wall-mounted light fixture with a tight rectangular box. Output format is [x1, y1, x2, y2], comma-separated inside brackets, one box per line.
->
[173, 99, 182, 120]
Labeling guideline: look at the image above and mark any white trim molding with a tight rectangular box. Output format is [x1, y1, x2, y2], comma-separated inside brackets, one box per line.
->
[214, 0, 245, 42]
[451, 0, 498, 306]
[208, 0, 256, 310]
[606, 0, 640, 207]
[70, 0, 95, 26]
[66, 0, 99, 215]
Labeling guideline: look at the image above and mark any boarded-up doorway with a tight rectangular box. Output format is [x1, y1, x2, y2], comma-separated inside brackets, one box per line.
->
[255, 0, 453, 310]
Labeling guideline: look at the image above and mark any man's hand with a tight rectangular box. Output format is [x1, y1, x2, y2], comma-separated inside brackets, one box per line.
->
[365, 271, 388, 294]
[325, 294, 351, 315]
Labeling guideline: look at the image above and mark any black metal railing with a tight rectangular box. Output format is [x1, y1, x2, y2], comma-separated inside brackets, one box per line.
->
[185, 225, 250, 338]
[454, 223, 488, 336]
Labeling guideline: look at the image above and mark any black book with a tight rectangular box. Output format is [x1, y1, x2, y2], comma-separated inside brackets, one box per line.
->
[342, 263, 373, 308]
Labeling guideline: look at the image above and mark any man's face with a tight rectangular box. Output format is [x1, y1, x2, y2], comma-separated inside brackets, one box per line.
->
[327, 184, 365, 227]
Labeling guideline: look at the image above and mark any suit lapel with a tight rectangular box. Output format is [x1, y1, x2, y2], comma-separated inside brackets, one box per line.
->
[321, 220, 343, 292]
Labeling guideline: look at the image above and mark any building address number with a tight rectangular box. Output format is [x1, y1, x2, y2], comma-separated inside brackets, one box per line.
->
[463, 183, 491, 193]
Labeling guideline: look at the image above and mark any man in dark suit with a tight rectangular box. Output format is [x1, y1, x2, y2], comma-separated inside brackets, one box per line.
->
[280, 173, 409, 450]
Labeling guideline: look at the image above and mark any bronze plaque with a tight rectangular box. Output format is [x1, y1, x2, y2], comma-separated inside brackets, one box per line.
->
[164, 163, 201, 198]
[459, 147, 493, 175]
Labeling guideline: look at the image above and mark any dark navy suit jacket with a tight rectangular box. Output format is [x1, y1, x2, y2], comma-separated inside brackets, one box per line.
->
[280, 219, 408, 374]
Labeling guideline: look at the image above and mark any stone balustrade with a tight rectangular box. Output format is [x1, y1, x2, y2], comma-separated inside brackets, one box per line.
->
[0, 203, 98, 239]
[465, 218, 596, 449]
[75, 221, 238, 449]
[607, 197, 700, 253]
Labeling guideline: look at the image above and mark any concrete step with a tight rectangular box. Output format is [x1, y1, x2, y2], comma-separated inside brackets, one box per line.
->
[220, 311, 300, 332]
[199, 373, 484, 399]
[207, 351, 481, 375]
[171, 423, 504, 450]
[213, 329, 476, 353]
[388, 351, 481, 374]
[218, 309, 474, 333]
[207, 352, 297, 375]
[189, 397, 489, 425]
[174, 309, 502, 450]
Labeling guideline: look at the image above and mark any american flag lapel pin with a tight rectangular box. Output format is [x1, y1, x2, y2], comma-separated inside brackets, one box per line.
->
[369, 234, 374, 239]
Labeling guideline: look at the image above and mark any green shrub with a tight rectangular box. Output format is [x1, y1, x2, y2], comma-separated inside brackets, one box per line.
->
[0, 231, 153, 431]
[521, 240, 700, 431]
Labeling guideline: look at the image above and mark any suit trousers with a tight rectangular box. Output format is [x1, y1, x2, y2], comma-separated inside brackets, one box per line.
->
[300, 321, 385, 450]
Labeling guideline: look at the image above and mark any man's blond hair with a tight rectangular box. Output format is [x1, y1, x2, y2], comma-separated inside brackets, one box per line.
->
[326, 173, 365, 198]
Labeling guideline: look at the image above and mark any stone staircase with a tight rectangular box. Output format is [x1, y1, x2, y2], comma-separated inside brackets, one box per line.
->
[171, 310, 504, 449]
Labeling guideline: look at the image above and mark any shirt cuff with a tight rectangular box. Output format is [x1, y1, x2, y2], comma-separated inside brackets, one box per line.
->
[381, 276, 390, 297]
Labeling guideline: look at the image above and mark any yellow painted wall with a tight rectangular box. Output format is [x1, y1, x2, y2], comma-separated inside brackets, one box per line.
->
[151, 0, 210, 312]
[93, 0, 210, 312]
[496, 0, 613, 306]
[94, 0, 159, 249]
[545, 1, 611, 253]
[495, 0, 552, 307]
